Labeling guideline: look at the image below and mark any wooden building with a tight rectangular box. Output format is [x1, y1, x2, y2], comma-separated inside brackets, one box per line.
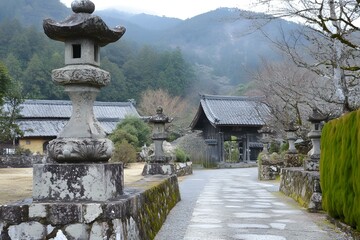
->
[16, 99, 140, 154]
[190, 94, 269, 164]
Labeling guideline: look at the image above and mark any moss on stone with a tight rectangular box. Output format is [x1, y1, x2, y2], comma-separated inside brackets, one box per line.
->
[135, 176, 180, 239]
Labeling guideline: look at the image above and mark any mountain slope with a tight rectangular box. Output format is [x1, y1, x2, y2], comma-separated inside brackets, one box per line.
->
[0, 0, 70, 28]
[153, 8, 300, 83]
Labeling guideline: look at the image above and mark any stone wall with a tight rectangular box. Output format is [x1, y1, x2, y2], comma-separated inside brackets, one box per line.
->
[280, 168, 322, 212]
[0, 155, 44, 168]
[174, 162, 193, 177]
[258, 153, 284, 181]
[0, 175, 181, 240]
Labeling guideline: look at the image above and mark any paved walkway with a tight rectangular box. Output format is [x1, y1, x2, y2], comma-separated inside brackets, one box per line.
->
[155, 167, 349, 240]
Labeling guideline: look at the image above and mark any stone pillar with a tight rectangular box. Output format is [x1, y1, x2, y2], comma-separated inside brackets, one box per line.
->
[33, 0, 126, 202]
[304, 109, 327, 171]
[258, 126, 273, 154]
[143, 107, 175, 175]
[258, 126, 282, 180]
[285, 122, 298, 154]
[283, 122, 302, 167]
[219, 132, 225, 162]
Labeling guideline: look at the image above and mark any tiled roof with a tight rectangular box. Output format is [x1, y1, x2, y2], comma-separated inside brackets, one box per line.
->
[191, 94, 269, 129]
[18, 120, 119, 137]
[17, 99, 140, 137]
[19, 99, 139, 120]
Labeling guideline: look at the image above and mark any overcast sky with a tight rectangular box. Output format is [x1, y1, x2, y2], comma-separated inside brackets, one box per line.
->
[60, 0, 260, 19]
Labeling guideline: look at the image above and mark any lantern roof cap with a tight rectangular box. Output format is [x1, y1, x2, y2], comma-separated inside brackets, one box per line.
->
[43, 0, 125, 47]
[284, 121, 298, 132]
[308, 108, 328, 123]
[258, 125, 274, 134]
[148, 106, 173, 124]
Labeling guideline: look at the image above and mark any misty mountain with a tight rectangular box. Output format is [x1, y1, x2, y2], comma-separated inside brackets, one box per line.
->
[97, 7, 301, 85]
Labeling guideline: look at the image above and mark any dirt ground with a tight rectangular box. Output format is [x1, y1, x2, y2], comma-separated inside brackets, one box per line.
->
[0, 162, 145, 205]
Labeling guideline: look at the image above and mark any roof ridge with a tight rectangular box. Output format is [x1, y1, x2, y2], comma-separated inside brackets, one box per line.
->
[23, 99, 71, 105]
[200, 94, 264, 101]
[22, 99, 133, 106]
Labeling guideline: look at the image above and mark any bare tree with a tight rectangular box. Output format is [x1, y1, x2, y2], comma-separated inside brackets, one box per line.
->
[137, 89, 192, 135]
[253, 58, 336, 137]
[250, 0, 360, 112]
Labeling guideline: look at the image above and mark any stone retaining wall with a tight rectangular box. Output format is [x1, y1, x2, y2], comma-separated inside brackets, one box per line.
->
[279, 168, 322, 212]
[0, 175, 181, 240]
[174, 162, 193, 177]
[257, 153, 284, 181]
[0, 155, 44, 168]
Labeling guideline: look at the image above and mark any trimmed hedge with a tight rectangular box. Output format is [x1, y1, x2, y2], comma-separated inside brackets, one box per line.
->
[320, 110, 360, 230]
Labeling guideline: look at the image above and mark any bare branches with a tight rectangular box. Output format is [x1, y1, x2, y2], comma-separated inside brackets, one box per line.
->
[137, 88, 193, 135]
[252, 58, 341, 137]
[251, 0, 360, 112]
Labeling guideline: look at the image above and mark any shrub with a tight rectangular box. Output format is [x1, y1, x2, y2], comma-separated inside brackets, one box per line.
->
[280, 142, 289, 153]
[174, 148, 188, 163]
[269, 141, 280, 153]
[111, 140, 137, 166]
[109, 116, 151, 151]
[15, 146, 31, 156]
[321, 110, 360, 230]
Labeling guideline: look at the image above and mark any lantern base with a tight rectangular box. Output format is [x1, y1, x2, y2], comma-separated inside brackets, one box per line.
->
[142, 162, 175, 176]
[48, 138, 113, 163]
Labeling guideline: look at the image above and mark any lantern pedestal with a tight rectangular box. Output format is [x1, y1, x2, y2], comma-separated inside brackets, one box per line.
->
[304, 109, 327, 171]
[33, 163, 124, 202]
[142, 162, 175, 176]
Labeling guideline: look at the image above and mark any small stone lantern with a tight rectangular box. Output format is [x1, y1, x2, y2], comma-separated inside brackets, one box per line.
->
[143, 107, 174, 175]
[304, 109, 327, 171]
[149, 106, 172, 162]
[258, 126, 273, 154]
[284, 121, 298, 154]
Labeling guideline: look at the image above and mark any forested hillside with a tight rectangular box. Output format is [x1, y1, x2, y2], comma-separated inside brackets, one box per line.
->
[0, 0, 70, 28]
[0, 19, 194, 101]
[0, 0, 303, 103]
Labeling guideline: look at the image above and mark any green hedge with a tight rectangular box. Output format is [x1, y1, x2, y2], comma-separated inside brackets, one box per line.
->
[320, 110, 360, 230]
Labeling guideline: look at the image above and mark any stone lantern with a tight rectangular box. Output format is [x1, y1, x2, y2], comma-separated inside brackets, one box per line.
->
[258, 126, 273, 154]
[284, 121, 298, 154]
[33, 0, 126, 202]
[43, 0, 125, 163]
[143, 106, 174, 175]
[283, 121, 302, 167]
[304, 108, 327, 171]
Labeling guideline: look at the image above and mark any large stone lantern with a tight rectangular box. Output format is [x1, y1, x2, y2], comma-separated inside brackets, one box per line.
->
[304, 109, 327, 171]
[33, 0, 126, 203]
[44, 0, 125, 163]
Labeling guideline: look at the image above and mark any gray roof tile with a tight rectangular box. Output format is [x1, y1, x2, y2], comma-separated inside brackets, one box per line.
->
[192, 95, 269, 128]
[17, 99, 139, 137]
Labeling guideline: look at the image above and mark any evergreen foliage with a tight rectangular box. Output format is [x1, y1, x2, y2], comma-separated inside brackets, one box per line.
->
[109, 116, 151, 151]
[110, 140, 137, 165]
[320, 111, 360, 230]
[0, 19, 194, 102]
[0, 62, 11, 105]
[0, 63, 24, 143]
